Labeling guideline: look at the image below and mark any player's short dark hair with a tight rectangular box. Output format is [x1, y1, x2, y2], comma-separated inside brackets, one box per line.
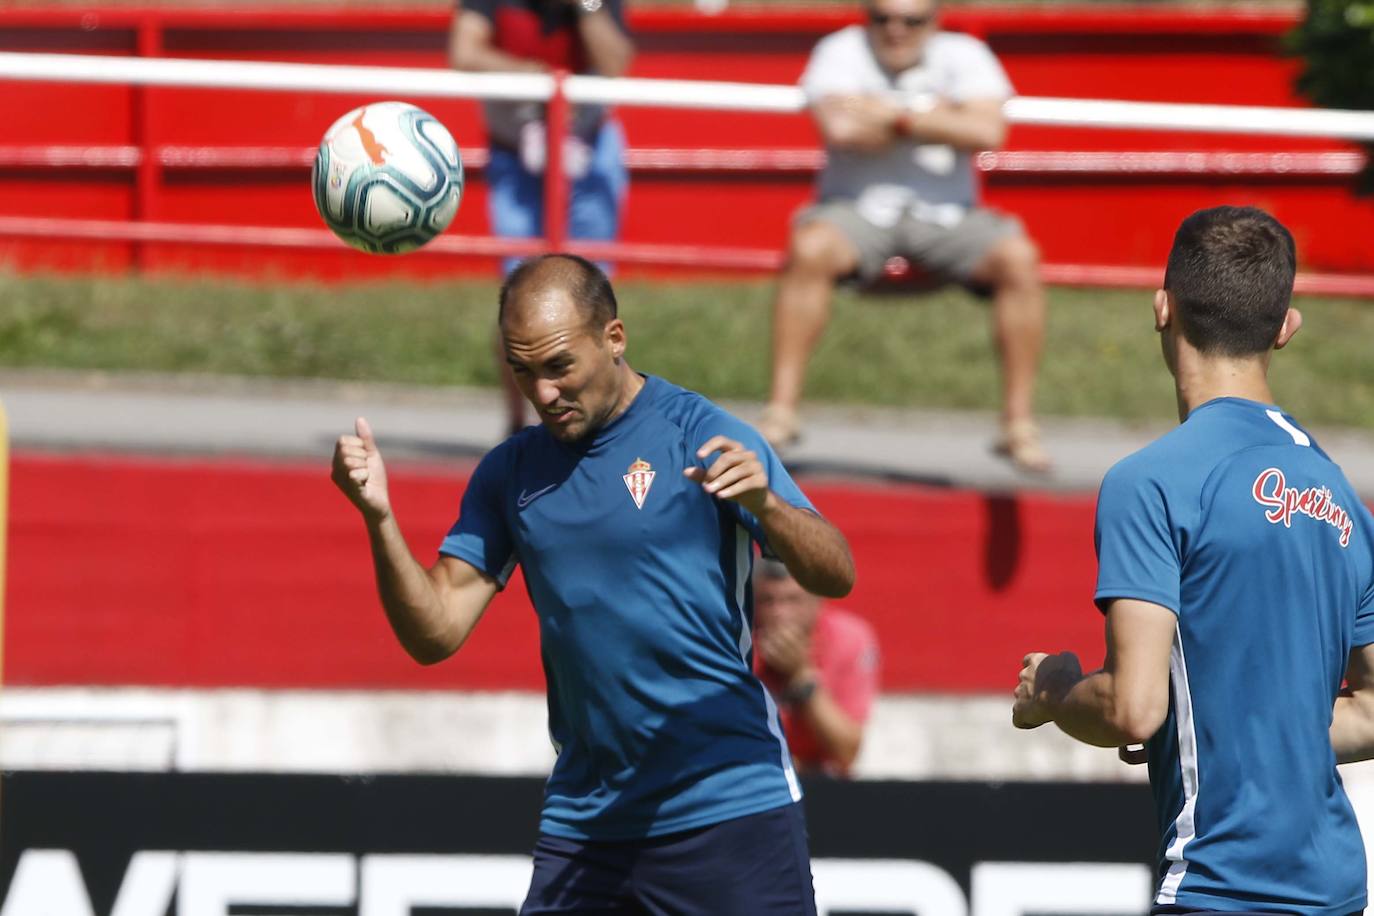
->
[498, 253, 618, 330]
[1163, 206, 1296, 357]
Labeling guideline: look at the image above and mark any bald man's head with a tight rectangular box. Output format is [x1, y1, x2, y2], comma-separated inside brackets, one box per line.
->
[499, 254, 618, 331]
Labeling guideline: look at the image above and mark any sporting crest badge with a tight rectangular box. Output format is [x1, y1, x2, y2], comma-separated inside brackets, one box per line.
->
[623, 457, 655, 510]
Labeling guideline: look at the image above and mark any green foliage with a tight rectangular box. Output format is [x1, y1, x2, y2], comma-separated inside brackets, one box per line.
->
[1290, 0, 1374, 191]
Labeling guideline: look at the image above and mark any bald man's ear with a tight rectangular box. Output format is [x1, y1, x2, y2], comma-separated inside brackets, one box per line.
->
[605, 318, 626, 361]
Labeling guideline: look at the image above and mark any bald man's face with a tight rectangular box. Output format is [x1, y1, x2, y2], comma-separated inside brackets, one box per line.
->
[501, 288, 625, 442]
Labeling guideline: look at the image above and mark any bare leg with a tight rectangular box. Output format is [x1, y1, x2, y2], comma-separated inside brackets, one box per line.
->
[971, 234, 1050, 472]
[762, 220, 861, 446]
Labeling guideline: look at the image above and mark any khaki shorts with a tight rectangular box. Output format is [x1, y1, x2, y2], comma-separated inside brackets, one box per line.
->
[796, 200, 1023, 287]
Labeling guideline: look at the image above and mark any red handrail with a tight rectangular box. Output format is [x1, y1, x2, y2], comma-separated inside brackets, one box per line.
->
[545, 70, 571, 254]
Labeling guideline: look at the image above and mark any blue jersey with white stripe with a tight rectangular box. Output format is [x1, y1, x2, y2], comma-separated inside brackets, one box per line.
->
[440, 374, 807, 841]
[1095, 397, 1374, 914]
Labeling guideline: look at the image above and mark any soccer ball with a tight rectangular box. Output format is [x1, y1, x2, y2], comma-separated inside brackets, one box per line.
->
[312, 101, 464, 255]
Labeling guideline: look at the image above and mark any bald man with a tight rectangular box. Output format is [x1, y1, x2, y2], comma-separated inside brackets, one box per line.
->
[331, 253, 854, 915]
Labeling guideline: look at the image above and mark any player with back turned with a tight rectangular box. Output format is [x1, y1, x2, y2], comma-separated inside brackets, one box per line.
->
[1013, 206, 1374, 914]
[332, 253, 853, 915]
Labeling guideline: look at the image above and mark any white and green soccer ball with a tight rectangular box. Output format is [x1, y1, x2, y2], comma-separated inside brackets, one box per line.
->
[312, 101, 464, 255]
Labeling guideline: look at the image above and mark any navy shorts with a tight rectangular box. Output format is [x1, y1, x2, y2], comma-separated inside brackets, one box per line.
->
[520, 802, 817, 915]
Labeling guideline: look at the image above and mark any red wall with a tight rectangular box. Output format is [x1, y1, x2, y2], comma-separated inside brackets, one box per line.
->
[0, 6, 1367, 279]
[5, 450, 1104, 693]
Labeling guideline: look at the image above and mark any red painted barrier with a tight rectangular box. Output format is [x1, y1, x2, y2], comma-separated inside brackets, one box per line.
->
[5, 450, 1106, 692]
[0, 6, 1369, 281]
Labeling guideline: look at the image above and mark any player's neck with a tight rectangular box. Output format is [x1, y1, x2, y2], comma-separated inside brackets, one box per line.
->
[1173, 351, 1275, 422]
[606, 363, 645, 423]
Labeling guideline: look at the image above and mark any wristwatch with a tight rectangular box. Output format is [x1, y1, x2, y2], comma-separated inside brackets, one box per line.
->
[577, 0, 603, 14]
[782, 677, 819, 707]
[893, 94, 937, 139]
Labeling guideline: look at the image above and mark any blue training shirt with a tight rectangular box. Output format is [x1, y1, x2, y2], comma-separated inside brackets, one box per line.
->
[440, 374, 808, 841]
[1095, 397, 1374, 914]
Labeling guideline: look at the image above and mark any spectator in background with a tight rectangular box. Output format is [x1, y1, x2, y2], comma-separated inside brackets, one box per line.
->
[449, 0, 634, 435]
[758, 0, 1050, 474]
[754, 558, 878, 776]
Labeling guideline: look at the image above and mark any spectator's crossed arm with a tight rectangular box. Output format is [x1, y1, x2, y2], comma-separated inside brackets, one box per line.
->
[572, 0, 634, 78]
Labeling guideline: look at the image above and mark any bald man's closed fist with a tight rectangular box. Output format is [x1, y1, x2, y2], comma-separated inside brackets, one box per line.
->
[331, 416, 392, 524]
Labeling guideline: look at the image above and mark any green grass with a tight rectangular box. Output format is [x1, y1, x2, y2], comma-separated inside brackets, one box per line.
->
[2, 271, 1373, 427]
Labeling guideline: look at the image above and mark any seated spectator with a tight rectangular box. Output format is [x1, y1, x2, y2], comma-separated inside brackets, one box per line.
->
[753, 558, 879, 776]
[759, 0, 1050, 473]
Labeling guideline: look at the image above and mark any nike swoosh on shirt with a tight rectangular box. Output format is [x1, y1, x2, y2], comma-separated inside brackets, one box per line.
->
[517, 484, 558, 508]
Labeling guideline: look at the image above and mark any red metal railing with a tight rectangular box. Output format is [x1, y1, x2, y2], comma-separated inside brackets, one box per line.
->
[545, 70, 570, 254]
[1, 5, 1372, 290]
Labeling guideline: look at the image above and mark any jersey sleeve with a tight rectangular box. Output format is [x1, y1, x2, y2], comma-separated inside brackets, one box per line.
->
[1355, 504, 1374, 646]
[1357, 580, 1374, 648]
[438, 444, 518, 587]
[686, 406, 817, 557]
[1093, 462, 1182, 616]
[457, 0, 496, 22]
[604, 0, 629, 31]
[946, 37, 1014, 102]
[800, 31, 865, 101]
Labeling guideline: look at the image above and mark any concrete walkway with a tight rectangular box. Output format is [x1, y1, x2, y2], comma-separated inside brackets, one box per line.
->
[5, 367, 1374, 495]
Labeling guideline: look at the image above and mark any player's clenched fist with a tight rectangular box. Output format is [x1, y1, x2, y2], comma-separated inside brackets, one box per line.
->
[683, 435, 772, 515]
[1012, 650, 1082, 730]
[331, 416, 391, 524]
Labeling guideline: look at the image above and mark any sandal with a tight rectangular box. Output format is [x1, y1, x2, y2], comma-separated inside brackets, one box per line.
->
[994, 418, 1053, 475]
[756, 404, 802, 450]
